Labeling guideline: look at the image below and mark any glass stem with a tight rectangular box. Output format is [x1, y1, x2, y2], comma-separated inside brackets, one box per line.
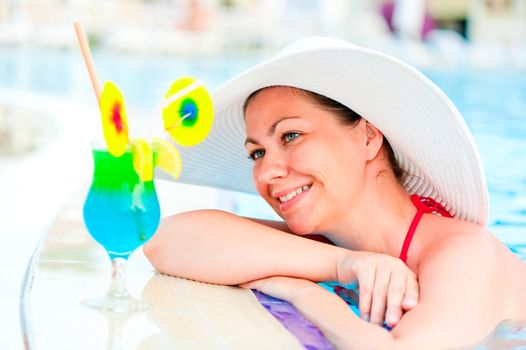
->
[109, 258, 129, 299]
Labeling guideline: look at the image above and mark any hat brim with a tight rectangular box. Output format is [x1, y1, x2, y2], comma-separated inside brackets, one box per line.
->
[159, 38, 489, 225]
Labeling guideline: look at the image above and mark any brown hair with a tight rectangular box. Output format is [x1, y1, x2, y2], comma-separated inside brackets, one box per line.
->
[244, 87, 404, 182]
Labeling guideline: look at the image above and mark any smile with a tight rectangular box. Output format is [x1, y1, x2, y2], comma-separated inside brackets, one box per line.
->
[278, 185, 311, 203]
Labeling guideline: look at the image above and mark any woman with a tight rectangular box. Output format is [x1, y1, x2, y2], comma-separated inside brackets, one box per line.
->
[145, 37, 526, 349]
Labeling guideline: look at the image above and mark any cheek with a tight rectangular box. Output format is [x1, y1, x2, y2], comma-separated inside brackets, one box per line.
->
[252, 166, 272, 201]
[314, 142, 365, 189]
[254, 178, 266, 198]
[289, 141, 343, 176]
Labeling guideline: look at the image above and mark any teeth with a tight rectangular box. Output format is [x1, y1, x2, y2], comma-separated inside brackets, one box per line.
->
[278, 185, 311, 203]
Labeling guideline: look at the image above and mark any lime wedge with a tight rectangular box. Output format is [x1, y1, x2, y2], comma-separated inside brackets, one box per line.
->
[152, 137, 182, 179]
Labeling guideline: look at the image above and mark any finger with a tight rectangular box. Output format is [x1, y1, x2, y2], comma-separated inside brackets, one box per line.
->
[356, 265, 375, 323]
[385, 269, 405, 327]
[369, 266, 389, 326]
[402, 273, 419, 310]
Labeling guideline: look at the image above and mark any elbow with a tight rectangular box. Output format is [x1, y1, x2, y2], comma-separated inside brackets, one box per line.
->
[143, 229, 164, 273]
[143, 215, 175, 275]
[143, 209, 227, 276]
[143, 236, 157, 264]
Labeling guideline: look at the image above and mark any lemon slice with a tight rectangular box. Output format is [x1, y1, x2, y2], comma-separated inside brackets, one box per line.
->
[162, 77, 214, 147]
[152, 137, 182, 179]
[99, 81, 129, 157]
[131, 138, 154, 181]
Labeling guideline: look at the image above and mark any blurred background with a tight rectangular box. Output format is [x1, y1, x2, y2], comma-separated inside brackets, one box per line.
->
[1, 0, 526, 348]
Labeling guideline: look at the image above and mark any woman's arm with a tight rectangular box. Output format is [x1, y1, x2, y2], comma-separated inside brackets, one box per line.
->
[247, 217, 334, 244]
[242, 277, 396, 349]
[143, 209, 345, 285]
[144, 209, 418, 325]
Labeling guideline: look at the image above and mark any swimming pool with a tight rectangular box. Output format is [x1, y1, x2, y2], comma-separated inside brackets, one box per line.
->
[426, 69, 526, 260]
[2, 45, 526, 348]
[1, 46, 525, 257]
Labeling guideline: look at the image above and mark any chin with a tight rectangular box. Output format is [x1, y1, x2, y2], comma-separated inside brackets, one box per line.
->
[270, 204, 317, 235]
[285, 221, 314, 236]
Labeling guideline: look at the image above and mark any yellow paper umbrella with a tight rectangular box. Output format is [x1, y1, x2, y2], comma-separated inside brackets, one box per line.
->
[99, 81, 129, 157]
[162, 77, 214, 147]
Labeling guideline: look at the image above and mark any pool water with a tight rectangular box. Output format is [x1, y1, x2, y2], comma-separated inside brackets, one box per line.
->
[0, 47, 526, 249]
[1, 46, 525, 256]
[427, 69, 526, 262]
[2, 45, 526, 348]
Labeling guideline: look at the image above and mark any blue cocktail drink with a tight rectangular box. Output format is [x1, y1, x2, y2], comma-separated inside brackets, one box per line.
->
[82, 147, 160, 312]
[84, 148, 160, 260]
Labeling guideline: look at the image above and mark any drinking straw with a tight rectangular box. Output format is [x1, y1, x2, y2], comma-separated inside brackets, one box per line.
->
[74, 21, 102, 102]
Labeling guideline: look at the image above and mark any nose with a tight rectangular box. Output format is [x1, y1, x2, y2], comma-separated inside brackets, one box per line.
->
[255, 151, 289, 185]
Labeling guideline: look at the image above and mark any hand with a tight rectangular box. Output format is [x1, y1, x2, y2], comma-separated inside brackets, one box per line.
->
[336, 251, 419, 327]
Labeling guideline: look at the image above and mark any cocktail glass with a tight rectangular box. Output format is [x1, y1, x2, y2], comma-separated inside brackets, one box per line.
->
[82, 145, 160, 312]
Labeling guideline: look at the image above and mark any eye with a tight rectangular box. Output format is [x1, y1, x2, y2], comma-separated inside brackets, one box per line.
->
[283, 131, 301, 143]
[248, 149, 265, 161]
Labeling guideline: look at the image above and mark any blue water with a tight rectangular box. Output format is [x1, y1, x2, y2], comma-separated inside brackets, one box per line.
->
[1, 46, 525, 260]
[0, 46, 257, 108]
[2, 45, 525, 348]
[424, 69, 526, 260]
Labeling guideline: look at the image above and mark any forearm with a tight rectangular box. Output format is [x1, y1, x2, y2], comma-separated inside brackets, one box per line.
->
[293, 284, 397, 350]
[143, 209, 348, 285]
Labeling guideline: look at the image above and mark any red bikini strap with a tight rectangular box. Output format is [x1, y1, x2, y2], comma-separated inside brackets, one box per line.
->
[411, 195, 453, 218]
[399, 195, 452, 264]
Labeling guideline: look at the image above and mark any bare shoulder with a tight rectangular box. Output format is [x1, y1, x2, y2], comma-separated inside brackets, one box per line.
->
[391, 220, 526, 347]
[417, 217, 526, 317]
[419, 219, 501, 273]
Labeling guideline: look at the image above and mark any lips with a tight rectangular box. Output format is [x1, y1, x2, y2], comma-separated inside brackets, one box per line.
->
[277, 184, 311, 203]
[271, 184, 312, 213]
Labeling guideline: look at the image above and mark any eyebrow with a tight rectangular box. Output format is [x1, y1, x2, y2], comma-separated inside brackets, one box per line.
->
[244, 116, 300, 146]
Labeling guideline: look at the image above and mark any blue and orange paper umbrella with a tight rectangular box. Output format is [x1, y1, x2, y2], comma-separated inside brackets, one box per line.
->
[162, 77, 214, 147]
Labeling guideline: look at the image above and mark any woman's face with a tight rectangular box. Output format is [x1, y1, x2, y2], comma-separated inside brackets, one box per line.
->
[244, 86, 371, 234]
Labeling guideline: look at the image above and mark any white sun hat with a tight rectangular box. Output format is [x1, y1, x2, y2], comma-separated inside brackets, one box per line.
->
[162, 37, 489, 226]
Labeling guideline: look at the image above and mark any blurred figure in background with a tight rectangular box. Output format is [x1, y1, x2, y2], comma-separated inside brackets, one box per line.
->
[178, 0, 214, 32]
[381, 0, 436, 40]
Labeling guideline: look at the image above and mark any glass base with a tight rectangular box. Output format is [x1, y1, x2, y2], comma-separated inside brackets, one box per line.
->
[82, 294, 149, 313]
